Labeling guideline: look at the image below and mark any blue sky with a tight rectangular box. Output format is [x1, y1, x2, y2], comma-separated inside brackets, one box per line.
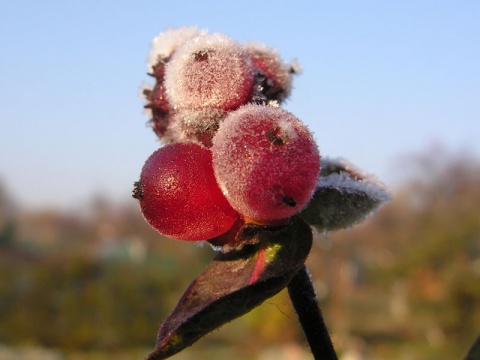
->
[1, 1, 479, 209]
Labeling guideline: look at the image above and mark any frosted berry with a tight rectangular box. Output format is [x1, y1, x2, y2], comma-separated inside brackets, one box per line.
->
[244, 42, 294, 103]
[145, 27, 208, 142]
[148, 26, 206, 71]
[211, 104, 320, 223]
[169, 108, 227, 147]
[134, 142, 239, 240]
[165, 33, 255, 110]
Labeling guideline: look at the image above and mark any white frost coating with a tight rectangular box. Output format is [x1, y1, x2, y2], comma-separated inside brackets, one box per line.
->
[147, 27, 207, 70]
[165, 33, 254, 110]
[317, 172, 392, 204]
[303, 170, 392, 232]
[169, 107, 228, 147]
[212, 104, 320, 222]
[321, 157, 366, 178]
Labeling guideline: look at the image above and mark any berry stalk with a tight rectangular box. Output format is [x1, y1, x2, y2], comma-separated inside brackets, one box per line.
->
[287, 265, 338, 360]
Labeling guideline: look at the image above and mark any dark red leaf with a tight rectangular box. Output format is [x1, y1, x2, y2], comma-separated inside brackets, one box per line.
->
[147, 216, 312, 360]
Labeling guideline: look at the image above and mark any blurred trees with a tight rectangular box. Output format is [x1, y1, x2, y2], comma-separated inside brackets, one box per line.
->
[0, 149, 479, 359]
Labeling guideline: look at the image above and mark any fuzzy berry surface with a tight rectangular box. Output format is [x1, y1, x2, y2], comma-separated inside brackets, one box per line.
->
[212, 104, 320, 223]
[136, 142, 239, 240]
[165, 33, 254, 110]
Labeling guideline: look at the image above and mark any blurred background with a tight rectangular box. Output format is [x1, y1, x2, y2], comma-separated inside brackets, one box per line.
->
[1, 1, 479, 359]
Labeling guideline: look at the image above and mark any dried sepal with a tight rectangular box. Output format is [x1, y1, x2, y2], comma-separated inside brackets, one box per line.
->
[147, 216, 312, 360]
[301, 157, 392, 232]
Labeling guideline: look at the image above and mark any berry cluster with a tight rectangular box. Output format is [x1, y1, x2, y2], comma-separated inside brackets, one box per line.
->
[135, 27, 320, 242]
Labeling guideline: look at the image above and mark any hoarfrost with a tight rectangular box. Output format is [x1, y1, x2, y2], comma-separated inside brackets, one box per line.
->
[301, 160, 392, 232]
[165, 33, 255, 110]
[169, 108, 228, 147]
[147, 27, 207, 71]
[212, 104, 320, 222]
[318, 172, 392, 204]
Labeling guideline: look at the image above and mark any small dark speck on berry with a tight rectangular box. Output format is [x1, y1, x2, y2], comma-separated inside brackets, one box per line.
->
[283, 197, 296, 207]
[266, 127, 284, 145]
[192, 50, 211, 62]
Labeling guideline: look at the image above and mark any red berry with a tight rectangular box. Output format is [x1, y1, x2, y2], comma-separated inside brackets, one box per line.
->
[147, 81, 170, 137]
[165, 33, 255, 110]
[134, 142, 239, 240]
[145, 27, 208, 142]
[148, 27, 206, 71]
[211, 104, 320, 224]
[244, 42, 294, 103]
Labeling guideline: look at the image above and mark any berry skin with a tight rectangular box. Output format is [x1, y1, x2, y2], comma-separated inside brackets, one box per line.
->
[211, 104, 320, 224]
[165, 33, 255, 110]
[134, 142, 239, 240]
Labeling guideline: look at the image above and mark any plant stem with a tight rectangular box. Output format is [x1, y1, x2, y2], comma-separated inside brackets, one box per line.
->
[287, 264, 338, 360]
[465, 335, 480, 360]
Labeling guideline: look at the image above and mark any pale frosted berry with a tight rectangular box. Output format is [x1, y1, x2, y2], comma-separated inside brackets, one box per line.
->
[151, 108, 227, 147]
[148, 26, 206, 71]
[169, 108, 228, 147]
[165, 33, 255, 110]
[211, 104, 320, 223]
[244, 42, 294, 103]
[134, 142, 239, 240]
[145, 27, 208, 141]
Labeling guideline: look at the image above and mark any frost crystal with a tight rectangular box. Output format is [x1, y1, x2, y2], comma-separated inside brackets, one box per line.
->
[147, 27, 207, 71]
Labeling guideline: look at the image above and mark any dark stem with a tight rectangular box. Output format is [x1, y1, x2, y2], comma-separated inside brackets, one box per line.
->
[465, 334, 480, 360]
[287, 265, 338, 360]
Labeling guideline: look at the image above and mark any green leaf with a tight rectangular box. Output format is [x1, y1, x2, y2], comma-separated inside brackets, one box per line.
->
[146, 216, 312, 360]
[301, 157, 392, 232]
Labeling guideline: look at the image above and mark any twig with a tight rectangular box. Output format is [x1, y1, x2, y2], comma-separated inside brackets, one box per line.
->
[287, 264, 338, 360]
